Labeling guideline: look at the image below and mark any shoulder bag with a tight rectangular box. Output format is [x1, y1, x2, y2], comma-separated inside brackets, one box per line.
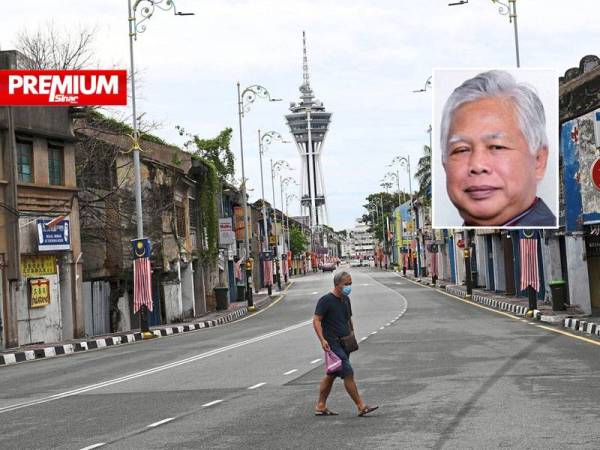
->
[338, 299, 359, 353]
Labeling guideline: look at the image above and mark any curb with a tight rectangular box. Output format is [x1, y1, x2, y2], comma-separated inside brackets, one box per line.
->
[563, 317, 600, 337]
[445, 286, 529, 316]
[0, 297, 272, 367]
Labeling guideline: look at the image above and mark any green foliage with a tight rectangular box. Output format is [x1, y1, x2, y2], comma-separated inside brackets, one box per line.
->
[361, 191, 410, 240]
[86, 109, 168, 145]
[289, 226, 309, 255]
[198, 159, 220, 263]
[177, 126, 235, 178]
[415, 144, 431, 204]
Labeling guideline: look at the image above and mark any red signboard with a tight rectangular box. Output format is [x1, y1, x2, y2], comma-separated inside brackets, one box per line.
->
[591, 157, 600, 190]
[0, 70, 127, 106]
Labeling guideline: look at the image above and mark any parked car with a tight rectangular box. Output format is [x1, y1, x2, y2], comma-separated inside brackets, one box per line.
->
[321, 262, 336, 272]
[350, 259, 361, 267]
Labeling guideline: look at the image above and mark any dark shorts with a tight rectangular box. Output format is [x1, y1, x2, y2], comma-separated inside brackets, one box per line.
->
[329, 344, 353, 379]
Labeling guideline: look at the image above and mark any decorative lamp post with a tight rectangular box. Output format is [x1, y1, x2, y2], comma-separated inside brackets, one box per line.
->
[270, 159, 292, 290]
[449, 0, 520, 67]
[237, 84, 280, 308]
[127, 0, 193, 333]
[391, 155, 423, 278]
[257, 130, 286, 295]
[280, 176, 298, 282]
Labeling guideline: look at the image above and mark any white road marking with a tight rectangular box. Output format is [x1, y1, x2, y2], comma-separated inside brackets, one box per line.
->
[310, 358, 322, 364]
[311, 291, 318, 295]
[371, 331, 378, 335]
[284, 369, 298, 375]
[248, 382, 266, 390]
[202, 400, 223, 407]
[386, 323, 391, 326]
[0, 319, 312, 415]
[360, 337, 367, 341]
[360, 283, 371, 286]
[147, 418, 175, 428]
[80, 444, 105, 450]
[379, 327, 385, 330]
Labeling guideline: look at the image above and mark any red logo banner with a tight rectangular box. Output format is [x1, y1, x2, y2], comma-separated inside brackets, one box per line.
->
[0, 70, 127, 106]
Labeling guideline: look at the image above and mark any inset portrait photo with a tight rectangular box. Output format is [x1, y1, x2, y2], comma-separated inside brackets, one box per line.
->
[432, 68, 559, 229]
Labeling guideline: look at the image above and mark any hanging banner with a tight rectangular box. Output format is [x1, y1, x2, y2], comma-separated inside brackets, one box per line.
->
[218, 217, 235, 246]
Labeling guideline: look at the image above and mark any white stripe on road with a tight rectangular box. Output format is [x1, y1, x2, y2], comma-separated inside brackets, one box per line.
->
[360, 337, 367, 341]
[310, 358, 322, 364]
[0, 319, 312, 415]
[248, 382, 266, 390]
[147, 418, 174, 428]
[80, 444, 105, 450]
[202, 400, 224, 407]
[370, 331, 377, 335]
[311, 291, 318, 295]
[379, 327, 385, 330]
[284, 369, 298, 375]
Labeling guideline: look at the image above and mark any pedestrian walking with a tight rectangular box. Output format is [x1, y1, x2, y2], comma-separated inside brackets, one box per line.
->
[312, 271, 378, 417]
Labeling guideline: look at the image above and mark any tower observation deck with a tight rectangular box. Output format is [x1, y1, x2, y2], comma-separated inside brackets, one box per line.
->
[285, 31, 332, 228]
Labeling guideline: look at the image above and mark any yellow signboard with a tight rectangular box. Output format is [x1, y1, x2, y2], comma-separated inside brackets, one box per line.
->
[30, 279, 51, 308]
[21, 255, 57, 277]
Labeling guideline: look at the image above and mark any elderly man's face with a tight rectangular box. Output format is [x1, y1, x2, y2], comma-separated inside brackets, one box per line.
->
[443, 97, 548, 226]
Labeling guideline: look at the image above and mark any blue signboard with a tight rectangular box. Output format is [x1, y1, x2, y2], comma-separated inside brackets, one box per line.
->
[37, 219, 71, 251]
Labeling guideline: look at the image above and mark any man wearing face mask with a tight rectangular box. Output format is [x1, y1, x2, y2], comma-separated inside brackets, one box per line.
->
[312, 271, 378, 417]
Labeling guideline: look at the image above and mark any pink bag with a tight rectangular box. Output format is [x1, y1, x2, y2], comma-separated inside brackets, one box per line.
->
[325, 350, 342, 374]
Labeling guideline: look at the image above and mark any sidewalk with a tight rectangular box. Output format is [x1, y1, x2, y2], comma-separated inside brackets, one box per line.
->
[0, 284, 289, 367]
[390, 269, 600, 340]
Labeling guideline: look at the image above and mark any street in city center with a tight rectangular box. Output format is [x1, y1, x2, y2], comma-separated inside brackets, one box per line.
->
[2, 268, 600, 449]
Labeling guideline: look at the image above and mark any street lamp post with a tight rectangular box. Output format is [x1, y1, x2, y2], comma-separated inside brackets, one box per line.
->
[280, 176, 297, 282]
[237, 84, 280, 308]
[391, 155, 422, 278]
[449, 0, 520, 67]
[270, 159, 291, 290]
[127, 0, 193, 333]
[258, 130, 286, 296]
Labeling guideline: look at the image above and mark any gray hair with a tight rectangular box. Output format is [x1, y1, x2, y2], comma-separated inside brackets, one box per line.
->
[333, 271, 350, 286]
[440, 70, 548, 162]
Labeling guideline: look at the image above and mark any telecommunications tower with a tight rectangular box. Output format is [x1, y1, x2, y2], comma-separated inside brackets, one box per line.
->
[285, 31, 332, 229]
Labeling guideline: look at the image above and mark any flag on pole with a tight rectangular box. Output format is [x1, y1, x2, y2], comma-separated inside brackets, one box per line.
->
[132, 238, 153, 314]
[519, 230, 539, 291]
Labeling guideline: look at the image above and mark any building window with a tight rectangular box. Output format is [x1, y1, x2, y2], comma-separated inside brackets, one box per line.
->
[48, 143, 64, 185]
[17, 139, 33, 183]
[175, 201, 186, 238]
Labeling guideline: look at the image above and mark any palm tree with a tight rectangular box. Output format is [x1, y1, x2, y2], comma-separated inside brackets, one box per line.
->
[415, 144, 431, 200]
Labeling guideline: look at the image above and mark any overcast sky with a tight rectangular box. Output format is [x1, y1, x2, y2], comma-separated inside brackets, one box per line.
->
[2, 1, 598, 230]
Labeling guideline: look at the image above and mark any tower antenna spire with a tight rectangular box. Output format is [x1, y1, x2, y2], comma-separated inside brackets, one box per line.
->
[302, 30, 310, 88]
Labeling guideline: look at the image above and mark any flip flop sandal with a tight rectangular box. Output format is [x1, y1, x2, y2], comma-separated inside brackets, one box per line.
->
[315, 408, 339, 416]
[358, 405, 379, 417]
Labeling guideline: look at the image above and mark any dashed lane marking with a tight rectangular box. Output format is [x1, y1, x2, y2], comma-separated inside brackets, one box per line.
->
[202, 400, 223, 408]
[370, 331, 378, 335]
[284, 369, 298, 375]
[248, 382, 266, 390]
[0, 319, 312, 415]
[147, 418, 174, 428]
[80, 444, 105, 450]
[310, 358, 322, 364]
[379, 327, 385, 330]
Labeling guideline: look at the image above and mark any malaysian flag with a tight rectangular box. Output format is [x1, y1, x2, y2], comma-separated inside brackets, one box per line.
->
[132, 238, 153, 313]
[519, 230, 539, 291]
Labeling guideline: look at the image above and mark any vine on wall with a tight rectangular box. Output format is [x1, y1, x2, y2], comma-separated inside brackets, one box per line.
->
[198, 158, 219, 264]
